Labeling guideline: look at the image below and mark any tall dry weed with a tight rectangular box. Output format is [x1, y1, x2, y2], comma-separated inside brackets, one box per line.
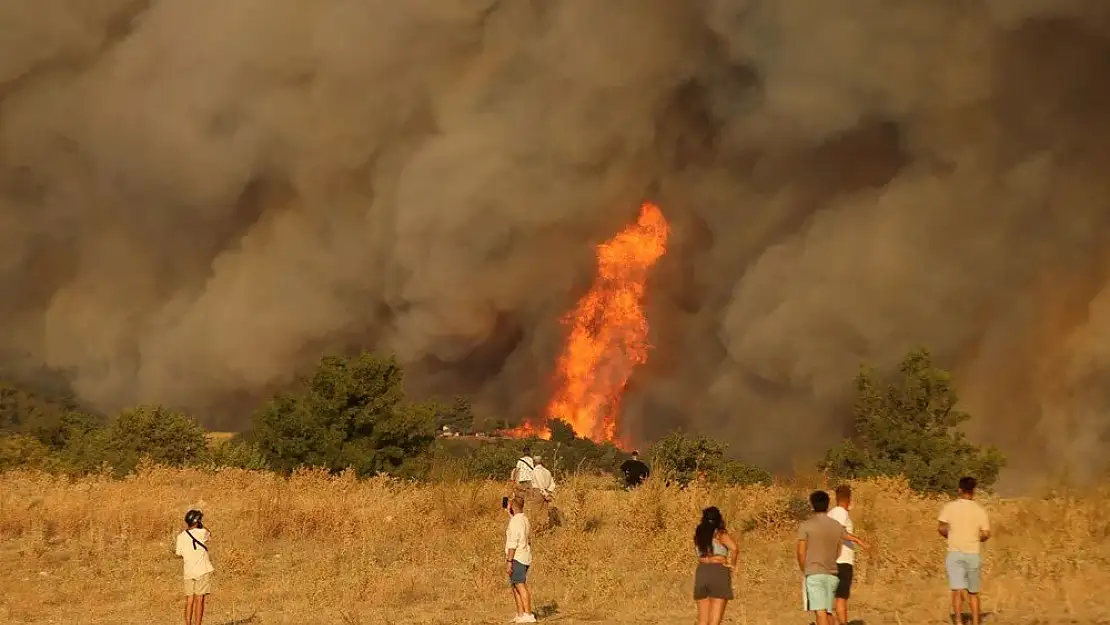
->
[1, 467, 1107, 624]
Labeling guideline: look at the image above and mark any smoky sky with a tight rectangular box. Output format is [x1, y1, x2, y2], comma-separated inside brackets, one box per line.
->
[3, 0, 1110, 484]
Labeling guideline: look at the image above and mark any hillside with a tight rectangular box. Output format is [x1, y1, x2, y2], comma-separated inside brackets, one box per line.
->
[2, 468, 1106, 624]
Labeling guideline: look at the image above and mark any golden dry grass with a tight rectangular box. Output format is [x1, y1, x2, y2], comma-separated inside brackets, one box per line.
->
[1, 467, 1107, 625]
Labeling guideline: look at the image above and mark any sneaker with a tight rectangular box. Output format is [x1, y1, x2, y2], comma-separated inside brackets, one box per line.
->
[519, 614, 537, 623]
[511, 616, 525, 623]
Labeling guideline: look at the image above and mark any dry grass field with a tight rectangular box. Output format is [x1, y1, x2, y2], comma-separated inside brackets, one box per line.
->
[1, 466, 1108, 625]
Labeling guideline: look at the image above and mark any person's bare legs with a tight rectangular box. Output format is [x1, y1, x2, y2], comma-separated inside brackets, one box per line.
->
[708, 598, 728, 625]
[950, 590, 964, 625]
[968, 592, 981, 625]
[834, 597, 848, 624]
[194, 595, 205, 625]
[815, 609, 832, 625]
[514, 583, 532, 616]
[184, 595, 194, 625]
[695, 598, 711, 625]
[511, 585, 524, 618]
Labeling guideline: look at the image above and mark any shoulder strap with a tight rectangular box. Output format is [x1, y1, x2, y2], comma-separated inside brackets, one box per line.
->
[519, 457, 534, 471]
[186, 529, 208, 552]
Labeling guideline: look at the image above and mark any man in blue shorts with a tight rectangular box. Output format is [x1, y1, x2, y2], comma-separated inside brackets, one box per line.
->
[938, 477, 991, 625]
[798, 490, 866, 625]
[505, 494, 535, 623]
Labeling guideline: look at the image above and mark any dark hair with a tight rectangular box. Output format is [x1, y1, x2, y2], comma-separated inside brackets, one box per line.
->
[184, 509, 204, 527]
[809, 490, 831, 513]
[522, 446, 531, 455]
[631, 450, 639, 457]
[959, 476, 977, 493]
[693, 506, 725, 557]
[835, 484, 852, 502]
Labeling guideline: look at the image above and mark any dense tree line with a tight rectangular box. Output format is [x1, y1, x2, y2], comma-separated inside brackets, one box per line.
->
[0, 348, 1003, 493]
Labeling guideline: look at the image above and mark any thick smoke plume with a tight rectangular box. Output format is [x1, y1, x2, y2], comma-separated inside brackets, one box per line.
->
[3, 0, 1110, 484]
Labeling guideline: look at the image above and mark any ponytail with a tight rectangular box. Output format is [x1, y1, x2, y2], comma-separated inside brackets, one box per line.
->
[694, 506, 725, 556]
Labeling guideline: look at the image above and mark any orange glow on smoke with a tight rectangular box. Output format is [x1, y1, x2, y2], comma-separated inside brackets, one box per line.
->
[512, 202, 669, 446]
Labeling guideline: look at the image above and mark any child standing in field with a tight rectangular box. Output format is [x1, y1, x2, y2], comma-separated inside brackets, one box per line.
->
[175, 509, 214, 625]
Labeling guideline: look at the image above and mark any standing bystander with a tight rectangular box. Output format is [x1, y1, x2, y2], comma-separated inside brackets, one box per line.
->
[175, 509, 214, 625]
[505, 494, 535, 623]
[938, 476, 991, 625]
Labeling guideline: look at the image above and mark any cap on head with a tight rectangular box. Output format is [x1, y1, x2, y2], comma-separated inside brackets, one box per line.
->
[185, 509, 204, 526]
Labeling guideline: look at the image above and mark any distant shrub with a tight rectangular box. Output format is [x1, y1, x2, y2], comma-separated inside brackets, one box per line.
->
[719, 459, 774, 487]
[201, 438, 270, 471]
[649, 431, 771, 487]
[105, 405, 208, 474]
[0, 434, 61, 472]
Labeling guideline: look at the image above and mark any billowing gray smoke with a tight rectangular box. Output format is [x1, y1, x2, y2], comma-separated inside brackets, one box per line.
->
[3, 0, 1110, 483]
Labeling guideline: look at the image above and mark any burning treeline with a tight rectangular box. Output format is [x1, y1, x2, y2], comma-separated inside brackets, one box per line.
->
[4, 2, 1110, 481]
[513, 203, 669, 447]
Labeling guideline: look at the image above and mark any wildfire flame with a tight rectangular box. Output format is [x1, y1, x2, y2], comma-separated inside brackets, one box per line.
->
[510, 202, 669, 445]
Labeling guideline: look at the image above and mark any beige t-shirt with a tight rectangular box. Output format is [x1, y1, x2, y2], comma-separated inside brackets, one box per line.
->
[938, 498, 990, 554]
[505, 513, 532, 565]
[175, 528, 215, 580]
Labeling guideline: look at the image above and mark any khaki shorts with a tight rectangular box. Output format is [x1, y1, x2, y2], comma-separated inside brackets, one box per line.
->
[184, 573, 212, 596]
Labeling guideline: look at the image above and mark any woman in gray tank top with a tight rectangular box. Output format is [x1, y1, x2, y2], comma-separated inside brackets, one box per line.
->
[693, 506, 738, 625]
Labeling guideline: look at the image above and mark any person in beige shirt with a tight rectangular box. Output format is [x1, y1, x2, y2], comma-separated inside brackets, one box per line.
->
[938, 477, 991, 625]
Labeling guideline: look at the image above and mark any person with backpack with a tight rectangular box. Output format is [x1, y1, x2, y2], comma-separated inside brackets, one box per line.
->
[510, 446, 536, 494]
[175, 509, 214, 625]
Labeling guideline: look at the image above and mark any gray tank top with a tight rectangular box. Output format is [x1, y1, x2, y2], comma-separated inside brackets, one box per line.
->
[696, 538, 729, 557]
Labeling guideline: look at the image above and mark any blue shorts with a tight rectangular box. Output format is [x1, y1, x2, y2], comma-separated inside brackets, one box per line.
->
[945, 552, 982, 593]
[804, 574, 839, 613]
[509, 560, 529, 585]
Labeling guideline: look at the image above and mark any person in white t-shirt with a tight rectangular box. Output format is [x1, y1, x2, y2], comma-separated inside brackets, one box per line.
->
[505, 494, 535, 623]
[511, 447, 536, 492]
[175, 509, 214, 625]
[827, 485, 858, 625]
[531, 455, 555, 501]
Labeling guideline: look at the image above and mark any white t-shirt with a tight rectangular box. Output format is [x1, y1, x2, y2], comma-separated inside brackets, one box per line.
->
[505, 513, 532, 565]
[531, 465, 555, 495]
[175, 528, 215, 579]
[827, 506, 855, 565]
[514, 456, 535, 482]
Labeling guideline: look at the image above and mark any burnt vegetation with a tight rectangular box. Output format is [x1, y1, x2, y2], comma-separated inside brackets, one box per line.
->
[0, 348, 1003, 493]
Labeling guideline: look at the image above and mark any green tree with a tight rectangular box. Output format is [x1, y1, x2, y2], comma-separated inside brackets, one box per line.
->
[105, 405, 208, 474]
[435, 395, 475, 434]
[821, 348, 1006, 493]
[252, 352, 436, 476]
[0, 434, 62, 471]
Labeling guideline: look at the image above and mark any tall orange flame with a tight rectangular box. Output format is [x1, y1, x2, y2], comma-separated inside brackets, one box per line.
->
[514, 202, 668, 445]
